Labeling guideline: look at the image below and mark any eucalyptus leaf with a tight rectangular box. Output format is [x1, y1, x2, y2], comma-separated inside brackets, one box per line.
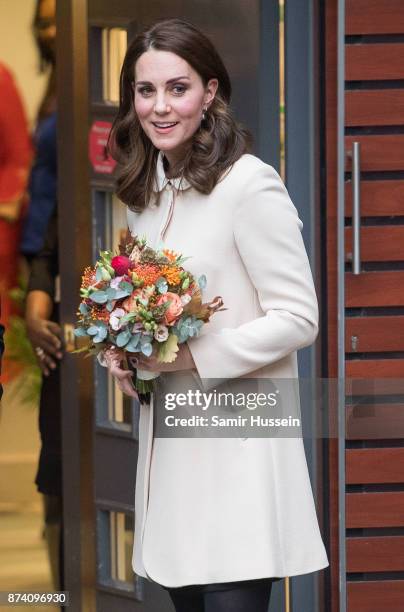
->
[96, 267, 103, 282]
[125, 333, 141, 352]
[114, 288, 131, 299]
[93, 328, 108, 343]
[140, 342, 152, 357]
[106, 287, 117, 299]
[197, 274, 207, 290]
[79, 303, 89, 315]
[87, 326, 100, 336]
[90, 291, 108, 304]
[119, 281, 133, 292]
[116, 330, 132, 348]
[156, 277, 168, 294]
[74, 327, 88, 337]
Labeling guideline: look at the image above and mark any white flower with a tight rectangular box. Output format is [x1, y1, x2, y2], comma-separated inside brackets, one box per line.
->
[110, 275, 124, 289]
[154, 324, 169, 342]
[109, 308, 126, 331]
[181, 294, 192, 306]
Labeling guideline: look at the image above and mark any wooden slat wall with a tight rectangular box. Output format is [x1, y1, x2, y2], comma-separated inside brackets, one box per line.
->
[346, 404, 404, 440]
[347, 580, 404, 612]
[343, 3, 404, 611]
[345, 227, 404, 262]
[346, 448, 404, 483]
[345, 316, 404, 352]
[346, 0, 404, 34]
[346, 44, 404, 80]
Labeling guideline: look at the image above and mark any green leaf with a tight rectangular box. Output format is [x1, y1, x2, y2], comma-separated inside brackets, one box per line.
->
[140, 342, 152, 357]
[158, 334, 179, 363]
[116, 330, 131, 347]
[90, 291, 108, 304]
[94, 327, 108, 343]
[125, 333, 141, 352]
[79, 302, 89, 315]
[74, 327, 88, 337]
[87, 326, 99, 336]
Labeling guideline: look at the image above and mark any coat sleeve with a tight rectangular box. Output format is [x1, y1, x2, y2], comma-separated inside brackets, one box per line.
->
[0, 64, 32, 206]
[27, 211, 58, 299]
[187, 162, 318, 384]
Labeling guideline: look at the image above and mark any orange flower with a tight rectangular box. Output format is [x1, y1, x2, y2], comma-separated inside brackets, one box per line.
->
[132, 264, 160, 286]
[156, 292, 183, 325]
[163, 249, 178, 262]
[160, 265, 181, 286]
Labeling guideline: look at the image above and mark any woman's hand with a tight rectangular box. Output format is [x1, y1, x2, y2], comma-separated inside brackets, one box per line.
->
[102, 347, 139, 399]
[134, 342, 196, 373]
[26, 316, 63, 376]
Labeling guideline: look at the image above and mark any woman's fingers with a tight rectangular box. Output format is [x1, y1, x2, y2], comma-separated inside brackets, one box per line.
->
[109, 364, 138, 398]
[47, 321, 63, 340]
[37, 357, 50, 377]
[43, 324, 63, 357]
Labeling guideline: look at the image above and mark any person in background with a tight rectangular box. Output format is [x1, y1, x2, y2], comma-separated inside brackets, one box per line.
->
[20, 0, 57, 261]
[0, 63, 32, 365]
[22, 0, 64, 592]
[26, 211, 63, 591]
[0, 318, 4, 402]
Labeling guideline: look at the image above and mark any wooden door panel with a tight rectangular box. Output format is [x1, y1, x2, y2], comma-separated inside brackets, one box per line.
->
[345, 316, 404, 352]
[346, 492, 404, 527]
[345, 135, 404, 171]
[345, 180, 404, 217]
[346, 0, 404, 34]
[347, 580, 404, 612]
[347, 536, 404, 572]
[346, 359, 404, 378]
[346, 448, 404, 483]
[346, 271, 404, 307]
[346, 43, 404, 81]
[346, 90, 404, 126]
[346, 403, 404, 440]
[345, 227, 404, 262]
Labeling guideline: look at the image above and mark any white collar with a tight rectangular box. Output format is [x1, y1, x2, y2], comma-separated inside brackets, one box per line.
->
[153, 150, 192, 192]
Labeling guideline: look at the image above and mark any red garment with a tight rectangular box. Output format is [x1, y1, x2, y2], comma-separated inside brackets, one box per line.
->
[0, 63, 32, 380]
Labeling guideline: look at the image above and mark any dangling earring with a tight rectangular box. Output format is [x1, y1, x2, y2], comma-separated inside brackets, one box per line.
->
[202, 105, 208, 121]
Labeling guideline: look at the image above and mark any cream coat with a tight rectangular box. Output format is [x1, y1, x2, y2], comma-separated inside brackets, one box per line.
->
[127, 150, 329, 587]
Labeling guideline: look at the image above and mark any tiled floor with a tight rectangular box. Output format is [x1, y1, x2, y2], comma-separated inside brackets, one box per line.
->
[1, 374, 58, 611]
[0, 509, 58, 611]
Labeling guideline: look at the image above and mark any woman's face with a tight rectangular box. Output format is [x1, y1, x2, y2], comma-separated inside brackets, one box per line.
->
[133, 49, 218, 166]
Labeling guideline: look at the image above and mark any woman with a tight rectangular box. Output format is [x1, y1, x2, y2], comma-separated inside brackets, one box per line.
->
[106, 18, 329, 612]
[0, 62, 32, 355]
[23, 0, 64, 592]
[21, 0, 57, 259]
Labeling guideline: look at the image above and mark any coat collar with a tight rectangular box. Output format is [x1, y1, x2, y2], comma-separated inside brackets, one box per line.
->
[154, 150, 192, 192]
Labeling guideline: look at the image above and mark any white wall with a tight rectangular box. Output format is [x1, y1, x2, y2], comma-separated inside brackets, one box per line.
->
[0, 0, 48, 127]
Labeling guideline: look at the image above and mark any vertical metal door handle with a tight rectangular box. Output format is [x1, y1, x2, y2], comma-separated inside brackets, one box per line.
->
[352, 141, 361, 275]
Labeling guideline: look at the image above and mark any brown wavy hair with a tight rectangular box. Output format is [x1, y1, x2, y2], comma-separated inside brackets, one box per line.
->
[109, 18, 252, 212]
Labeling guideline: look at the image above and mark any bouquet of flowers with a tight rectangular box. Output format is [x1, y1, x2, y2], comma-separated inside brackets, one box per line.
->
[73, 234, 224, 392]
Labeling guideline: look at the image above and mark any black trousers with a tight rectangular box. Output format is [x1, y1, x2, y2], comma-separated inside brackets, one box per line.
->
[165, 577, 275, 612]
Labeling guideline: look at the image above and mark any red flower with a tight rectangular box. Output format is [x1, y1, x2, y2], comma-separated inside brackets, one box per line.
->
[111, 255, 131, 276]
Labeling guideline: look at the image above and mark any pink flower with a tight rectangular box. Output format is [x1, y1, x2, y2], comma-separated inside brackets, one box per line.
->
[110, 275, 124, 289]
[156, 292, 183, 326]
[122, 289, 143, 313]
[111, 255, 131, 276]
